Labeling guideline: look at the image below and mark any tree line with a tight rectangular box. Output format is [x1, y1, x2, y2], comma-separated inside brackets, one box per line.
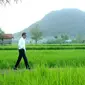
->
[0, 24, 85, 45]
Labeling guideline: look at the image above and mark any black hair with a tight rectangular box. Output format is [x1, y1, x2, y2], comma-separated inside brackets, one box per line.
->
[22, 32, 26, 36]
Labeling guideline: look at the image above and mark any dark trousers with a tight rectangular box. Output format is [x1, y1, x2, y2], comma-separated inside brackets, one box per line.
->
[15, 49, 30, 69]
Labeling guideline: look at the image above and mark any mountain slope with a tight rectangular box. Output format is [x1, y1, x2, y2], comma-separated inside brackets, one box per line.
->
[14, 8, 85, 39]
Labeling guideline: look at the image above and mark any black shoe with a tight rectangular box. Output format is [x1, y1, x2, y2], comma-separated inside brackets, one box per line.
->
[13, 67, 17, 70]
[26, 67, 30, 70]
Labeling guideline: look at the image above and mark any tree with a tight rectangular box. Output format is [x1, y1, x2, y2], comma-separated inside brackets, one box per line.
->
[30, 24, 43, 44]
[54, 35, 58, 39]
[61, 34, 69, 40]
[75, 34, 83, 43]
[0, 0, 21, 5]
[0, 28, 4, 45]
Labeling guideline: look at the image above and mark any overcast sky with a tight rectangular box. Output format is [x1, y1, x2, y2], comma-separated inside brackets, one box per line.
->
[0, 0, 85, 34]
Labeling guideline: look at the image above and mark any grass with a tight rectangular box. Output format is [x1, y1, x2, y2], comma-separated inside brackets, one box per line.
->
[0, 50, 85, 69]
[0, 48, 85, 85]
[1, 44, 85, 50]
[0, 67, 85, 85]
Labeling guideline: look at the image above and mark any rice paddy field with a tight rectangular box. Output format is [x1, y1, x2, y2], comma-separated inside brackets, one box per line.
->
[0, 44, 85, 85]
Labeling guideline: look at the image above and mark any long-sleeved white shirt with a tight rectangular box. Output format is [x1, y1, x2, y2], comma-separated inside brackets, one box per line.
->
[18, 37, 26, 51]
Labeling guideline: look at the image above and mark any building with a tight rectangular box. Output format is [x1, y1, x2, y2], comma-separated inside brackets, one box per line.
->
[0, 34, 13, 44]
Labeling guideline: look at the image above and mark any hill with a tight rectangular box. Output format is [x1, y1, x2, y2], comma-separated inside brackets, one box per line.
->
[14, 8, 85, 40]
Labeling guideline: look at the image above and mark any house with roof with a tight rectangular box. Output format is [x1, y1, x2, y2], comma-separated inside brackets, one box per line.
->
[0, 34, 13, 44]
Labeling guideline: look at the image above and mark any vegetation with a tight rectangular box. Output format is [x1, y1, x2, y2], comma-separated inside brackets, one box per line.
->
[0, 67, 85, 85]
[0, 28, 5, 45]
[0, 28, 4, 36]
[30, 24, 43, 44]
[14, 9, 85, 39]
[0, 49, 85, 85]
[0, 0, 21, 5]
[1, 44, 85, 50]
[0, 49, 85, 69]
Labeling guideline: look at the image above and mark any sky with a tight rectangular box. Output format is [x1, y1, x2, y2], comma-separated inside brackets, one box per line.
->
[0, 0, 85, 34]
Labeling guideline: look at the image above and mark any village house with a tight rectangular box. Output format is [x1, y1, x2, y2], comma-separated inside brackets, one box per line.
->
[0, 34, 13, 45]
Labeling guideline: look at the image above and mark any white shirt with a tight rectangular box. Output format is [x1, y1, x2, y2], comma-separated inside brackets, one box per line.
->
[18, 37, 26, 51]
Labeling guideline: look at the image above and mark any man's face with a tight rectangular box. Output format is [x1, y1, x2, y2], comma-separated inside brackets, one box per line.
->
[23, 34, 26, 39]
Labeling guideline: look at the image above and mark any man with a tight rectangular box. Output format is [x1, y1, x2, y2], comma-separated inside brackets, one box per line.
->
[14, 32, 30, 70]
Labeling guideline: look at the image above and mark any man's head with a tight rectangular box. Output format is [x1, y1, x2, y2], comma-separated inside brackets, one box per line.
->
[22, 32, 26, 39]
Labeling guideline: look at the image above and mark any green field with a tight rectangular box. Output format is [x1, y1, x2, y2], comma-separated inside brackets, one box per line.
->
[0, 50, 85, 68]
[0, 45, 85, 85]
[1, 44, 85, 50]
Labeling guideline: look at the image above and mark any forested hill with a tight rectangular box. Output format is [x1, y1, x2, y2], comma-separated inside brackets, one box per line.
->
[14, 9, 85, 38]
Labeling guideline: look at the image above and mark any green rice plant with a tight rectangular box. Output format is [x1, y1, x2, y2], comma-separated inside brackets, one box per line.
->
[0, 67, 85, 85]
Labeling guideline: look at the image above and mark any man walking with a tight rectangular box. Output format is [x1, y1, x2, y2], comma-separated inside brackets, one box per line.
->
[14, 32, 30, 70]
